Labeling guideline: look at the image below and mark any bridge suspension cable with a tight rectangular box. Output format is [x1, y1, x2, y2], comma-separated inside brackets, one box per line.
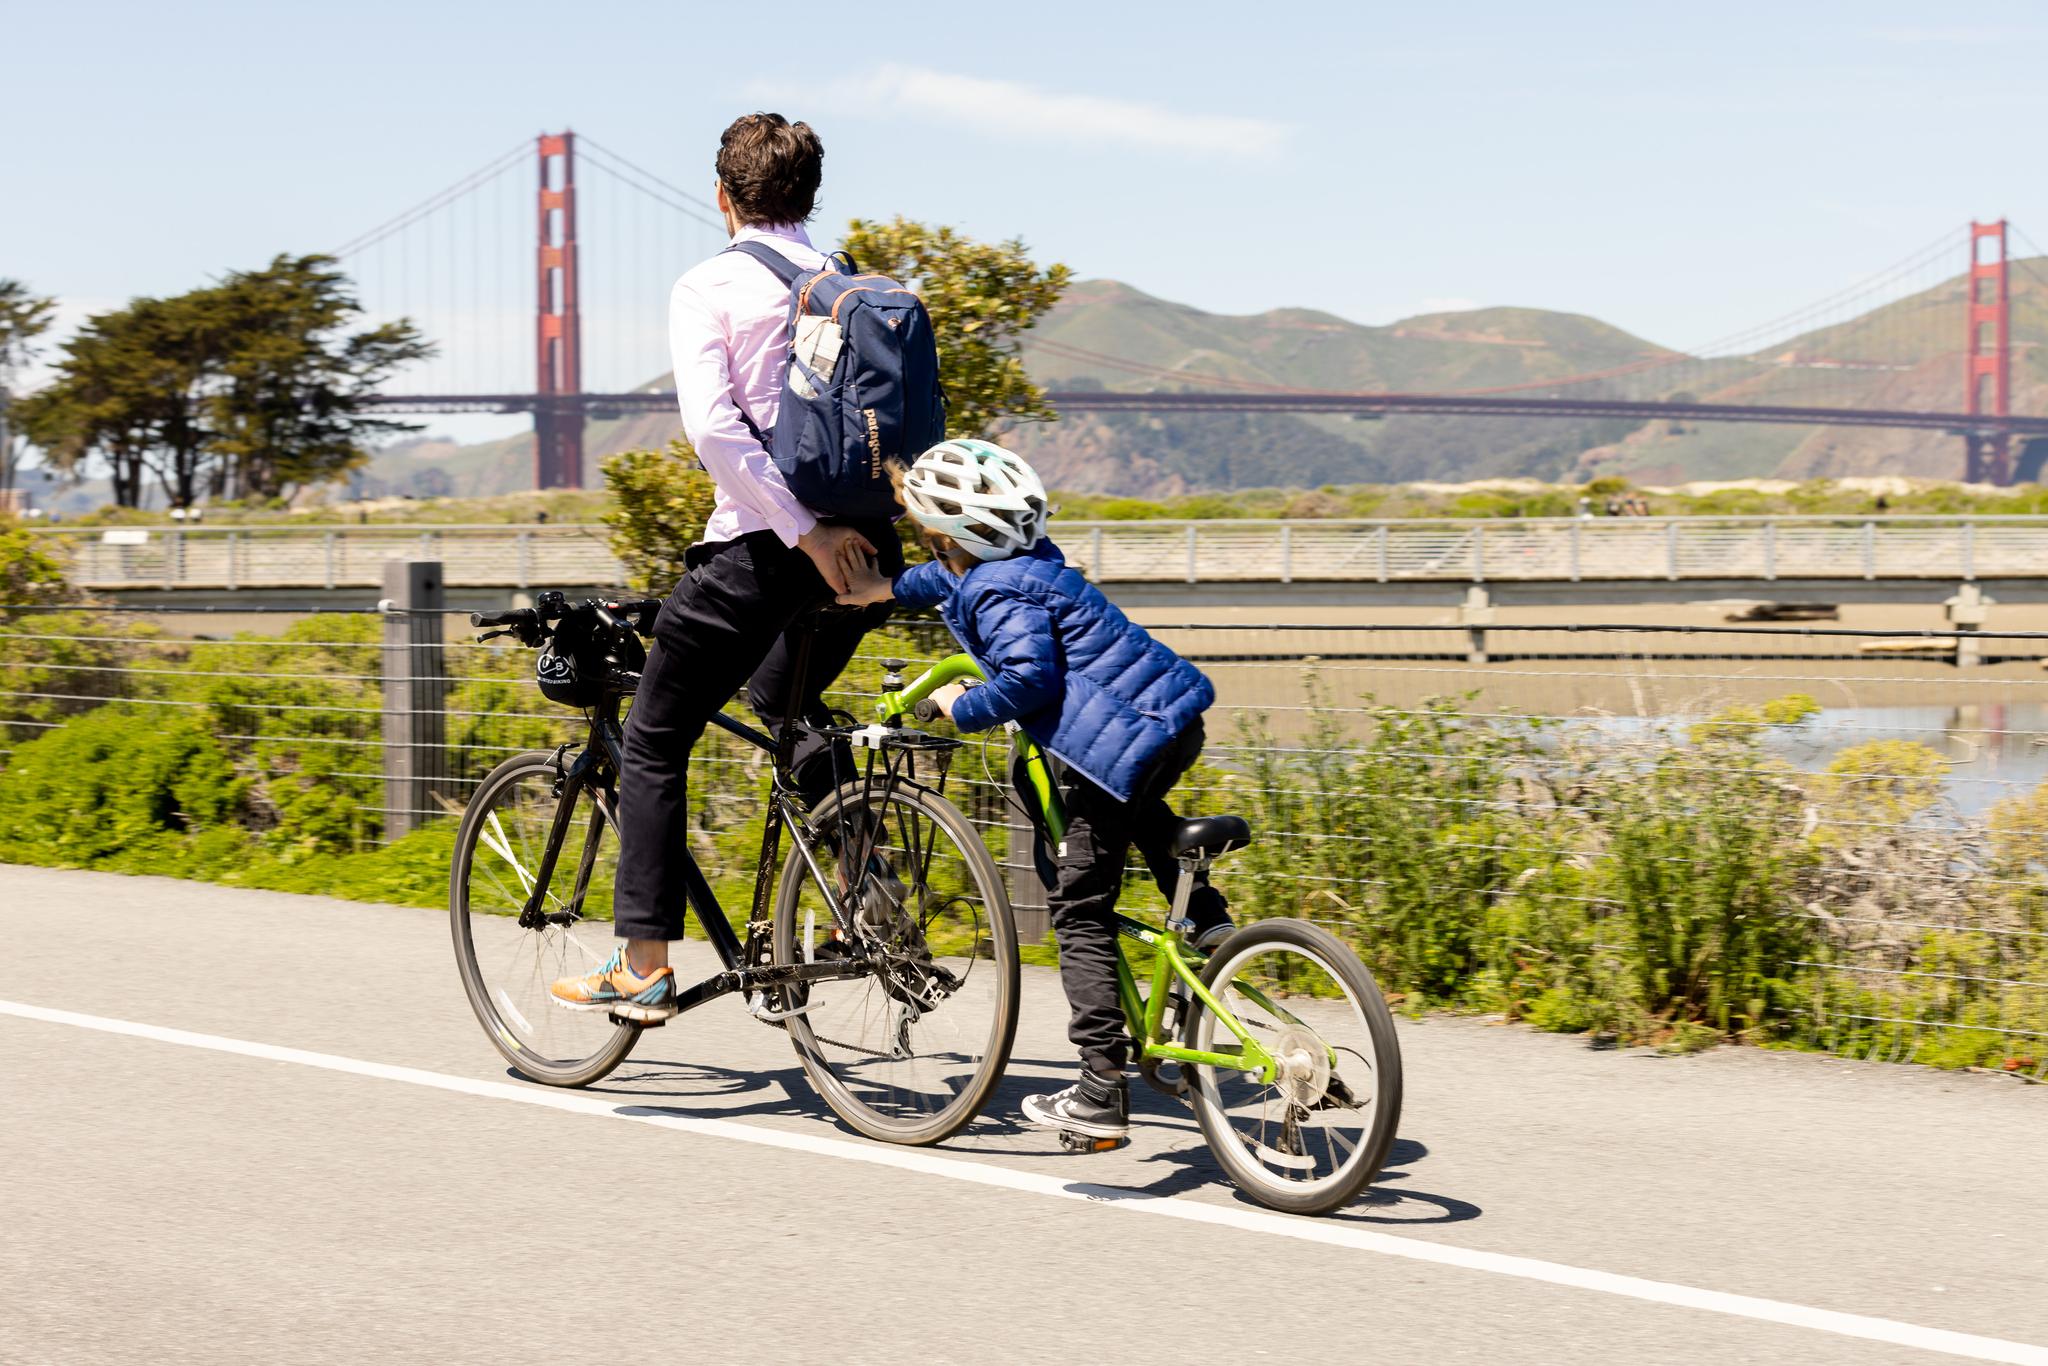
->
[329, 140, 530, 260]
[578, 136, 724, 230]
[326, 132, 727, 413]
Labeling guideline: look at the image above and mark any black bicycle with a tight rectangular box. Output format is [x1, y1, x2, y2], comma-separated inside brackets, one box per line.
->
[449, 591, 1020, 1146]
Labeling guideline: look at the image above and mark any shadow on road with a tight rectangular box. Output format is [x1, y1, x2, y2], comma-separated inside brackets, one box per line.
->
[1095, 1134, 1483, 1225]
[533, 1056, 819, 1122]
[559, 1051, 1481, 1225]
[1338, 1138, 1485, 1226]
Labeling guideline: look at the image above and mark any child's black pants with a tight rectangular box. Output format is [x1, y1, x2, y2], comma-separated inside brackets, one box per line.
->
[1033, 719, 1230, 1072]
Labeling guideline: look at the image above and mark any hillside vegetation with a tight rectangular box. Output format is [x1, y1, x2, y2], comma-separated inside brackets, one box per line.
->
[1009, 263, 2048, 493]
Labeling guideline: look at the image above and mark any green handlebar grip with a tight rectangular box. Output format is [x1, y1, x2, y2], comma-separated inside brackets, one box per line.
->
[876, 653, 987, 719]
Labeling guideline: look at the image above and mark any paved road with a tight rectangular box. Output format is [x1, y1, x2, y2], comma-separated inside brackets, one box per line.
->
[1, 865, 2043, 1365]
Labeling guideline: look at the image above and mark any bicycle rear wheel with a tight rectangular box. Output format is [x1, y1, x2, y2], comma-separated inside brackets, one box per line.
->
[451, 751, 638, 1088]
[1182, 918, 1402, 1215]
[774, 782, 1018, 1146]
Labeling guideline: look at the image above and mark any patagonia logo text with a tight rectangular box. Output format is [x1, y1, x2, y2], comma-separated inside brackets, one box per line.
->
[864, 408, 883, 479]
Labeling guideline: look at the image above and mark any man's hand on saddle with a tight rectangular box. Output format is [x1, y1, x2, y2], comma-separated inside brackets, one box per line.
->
[797, 523, 877, 597]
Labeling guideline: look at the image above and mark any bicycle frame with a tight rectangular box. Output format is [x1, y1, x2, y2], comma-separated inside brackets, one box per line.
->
[517, 619, 926, 1021]
[879, 653, 1284, 1084]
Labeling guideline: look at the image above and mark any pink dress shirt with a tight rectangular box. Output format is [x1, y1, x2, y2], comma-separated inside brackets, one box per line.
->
[668, 222, 825, 547]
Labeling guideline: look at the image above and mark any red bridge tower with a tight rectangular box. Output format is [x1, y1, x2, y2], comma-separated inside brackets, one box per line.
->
[534, 131, 584, 489]
[1963, 219, 2012, 485]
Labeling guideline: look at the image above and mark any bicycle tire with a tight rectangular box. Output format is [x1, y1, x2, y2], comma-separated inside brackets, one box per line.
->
[451, 750, 639, 1088]
[774, 781, 1019, 1146]
[1182, 918, 1403, 1215]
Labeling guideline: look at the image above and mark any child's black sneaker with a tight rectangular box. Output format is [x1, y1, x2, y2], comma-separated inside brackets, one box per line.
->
[1022, 1068, 1129, 1140]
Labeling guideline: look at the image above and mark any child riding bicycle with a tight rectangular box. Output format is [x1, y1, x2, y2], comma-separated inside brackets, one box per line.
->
[836, 439, 1232, 1140]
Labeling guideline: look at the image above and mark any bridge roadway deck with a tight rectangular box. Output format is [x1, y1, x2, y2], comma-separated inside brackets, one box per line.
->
[1, 866, 2043, 1364]
[30, 516, 2048, 611]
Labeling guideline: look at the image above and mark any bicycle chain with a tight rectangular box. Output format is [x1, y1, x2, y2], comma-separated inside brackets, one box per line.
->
[807, 1031, 900, 1060]
[789, 951, 939, 1062]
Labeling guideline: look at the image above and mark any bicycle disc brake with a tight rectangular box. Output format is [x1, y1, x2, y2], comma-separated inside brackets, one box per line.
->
[1273, 1026, 1332, 1108]
[888, 1000, 920, 1059]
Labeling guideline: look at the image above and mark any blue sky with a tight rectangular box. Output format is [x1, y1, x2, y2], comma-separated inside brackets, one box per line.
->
[8, 1, 2045, 395]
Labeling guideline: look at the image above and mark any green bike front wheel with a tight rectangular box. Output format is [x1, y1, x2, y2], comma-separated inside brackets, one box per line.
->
[1182, 918, 1403, 1216]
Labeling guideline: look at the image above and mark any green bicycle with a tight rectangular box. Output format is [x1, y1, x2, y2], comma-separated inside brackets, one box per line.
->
[879, 655, 1405, 1216]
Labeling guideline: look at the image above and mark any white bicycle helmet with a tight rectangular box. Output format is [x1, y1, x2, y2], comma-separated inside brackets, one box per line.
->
[900, 439, 1049, 562]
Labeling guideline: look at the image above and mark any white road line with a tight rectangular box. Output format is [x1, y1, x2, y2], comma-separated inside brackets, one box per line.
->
[5, 997, 2044, 1366]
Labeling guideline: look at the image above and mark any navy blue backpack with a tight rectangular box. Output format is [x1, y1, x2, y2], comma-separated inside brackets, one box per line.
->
[726, 242, 946, 522]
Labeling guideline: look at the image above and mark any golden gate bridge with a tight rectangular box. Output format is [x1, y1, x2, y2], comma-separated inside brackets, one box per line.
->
[341, 132, 2047, 489]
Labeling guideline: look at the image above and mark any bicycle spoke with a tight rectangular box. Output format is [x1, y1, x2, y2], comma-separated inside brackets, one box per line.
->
[1189, 930, 1392, 1206]
[456, 759, 630, 1081]
[479, 810, 535, 895]
[778, 784, 1015, 1144]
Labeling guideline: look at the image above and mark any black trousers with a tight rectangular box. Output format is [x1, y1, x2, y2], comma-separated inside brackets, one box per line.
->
[1032, 719, 1230, 1072]
[613, 525, 899, 942]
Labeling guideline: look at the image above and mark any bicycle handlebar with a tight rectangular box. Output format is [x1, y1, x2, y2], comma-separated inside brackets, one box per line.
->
[469, 594, 663, 639]
[881, 653, 1068, 841]
[876, 654, 986, 725]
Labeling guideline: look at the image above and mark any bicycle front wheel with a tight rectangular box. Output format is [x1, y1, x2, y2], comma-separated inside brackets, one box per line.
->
[774, 782, 1019, 1146]
[451, 751, 638, 1088]
[1182, 918, 1403, 1215]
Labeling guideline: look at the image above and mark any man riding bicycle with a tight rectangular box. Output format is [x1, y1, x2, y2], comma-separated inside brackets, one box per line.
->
[550, 112, 897, 1020]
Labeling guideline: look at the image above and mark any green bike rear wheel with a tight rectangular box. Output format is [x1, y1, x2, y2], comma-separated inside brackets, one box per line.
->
[1182, 918, 1403, 1216]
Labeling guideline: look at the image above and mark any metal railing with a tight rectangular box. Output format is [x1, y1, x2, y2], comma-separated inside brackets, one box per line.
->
[3, 600, 2045, 1071]
[28, 515, 2048, 591]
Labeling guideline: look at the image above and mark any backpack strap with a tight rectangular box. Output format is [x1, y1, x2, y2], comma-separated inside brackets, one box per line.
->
[722, 239, 807, 288]
[719, 240, 834, 446]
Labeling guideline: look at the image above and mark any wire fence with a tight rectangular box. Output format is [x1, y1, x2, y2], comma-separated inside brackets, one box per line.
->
[3, 604, 2046, 1074]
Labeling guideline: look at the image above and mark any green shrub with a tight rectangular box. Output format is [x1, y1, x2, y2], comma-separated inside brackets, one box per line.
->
[189, 614, 384, 852]
[1814, 739, 1948, 841]
[601, 439, 716, 595]
[1229, 691, 1578, 1007]
[0, 527, 73, 611]
[0, 706, 248, 870]
[1597, 740, 1815, 1035]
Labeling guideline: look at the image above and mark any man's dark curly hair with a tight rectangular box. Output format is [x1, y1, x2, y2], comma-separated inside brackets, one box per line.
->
[715, 113, 824, 226]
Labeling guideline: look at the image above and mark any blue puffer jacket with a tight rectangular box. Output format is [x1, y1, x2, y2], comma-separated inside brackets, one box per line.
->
[892, 538, 1214, 801]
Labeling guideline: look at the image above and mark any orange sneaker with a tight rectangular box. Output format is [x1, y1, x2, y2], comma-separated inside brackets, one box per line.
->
[549, 947, 679, 1022]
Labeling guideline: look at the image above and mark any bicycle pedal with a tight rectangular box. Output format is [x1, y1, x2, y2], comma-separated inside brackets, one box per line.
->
[1056, 1130, 1128, 1155]
[608, 1011, 666, 1030]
